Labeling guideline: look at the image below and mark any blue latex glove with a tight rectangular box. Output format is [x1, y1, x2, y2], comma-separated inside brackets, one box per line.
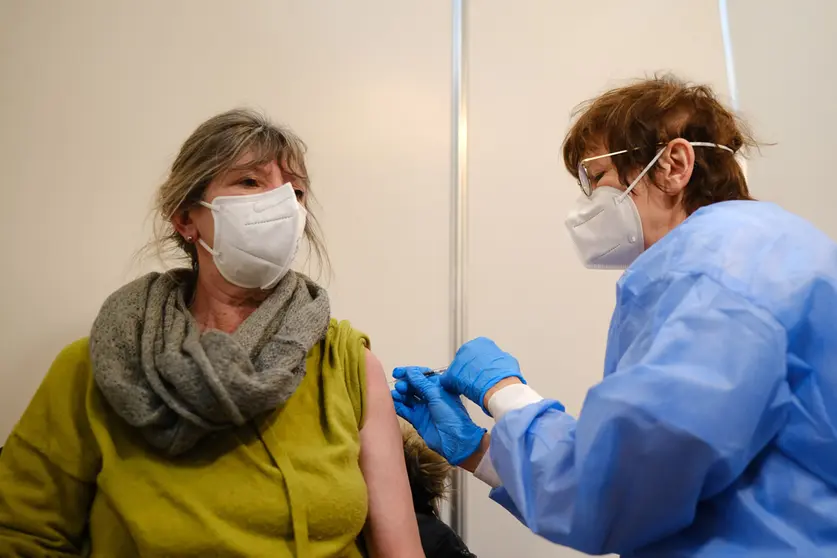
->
[391, 366, 486, 466]
[440, 337, 526, 414]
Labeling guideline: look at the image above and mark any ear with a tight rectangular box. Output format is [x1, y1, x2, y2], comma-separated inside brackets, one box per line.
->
[656, 138, 695, 195]
[171, 208, 198, 244]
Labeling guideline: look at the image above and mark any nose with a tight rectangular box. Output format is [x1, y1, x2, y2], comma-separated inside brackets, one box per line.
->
[260, 160, 286, 190]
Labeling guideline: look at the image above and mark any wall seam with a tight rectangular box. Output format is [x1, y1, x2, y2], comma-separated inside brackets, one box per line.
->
[449, 0, 469, 540]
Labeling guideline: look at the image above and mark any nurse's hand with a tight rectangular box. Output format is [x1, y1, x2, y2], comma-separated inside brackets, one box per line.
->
[391, 367, 486, 466]
[441, 337, 526, 414]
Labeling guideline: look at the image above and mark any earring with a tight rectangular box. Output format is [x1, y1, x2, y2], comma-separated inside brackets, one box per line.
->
[186, 236, 194, 243]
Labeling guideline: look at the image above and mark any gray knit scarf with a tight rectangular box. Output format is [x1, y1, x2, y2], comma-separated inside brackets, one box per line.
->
[89, 268, 330, 456]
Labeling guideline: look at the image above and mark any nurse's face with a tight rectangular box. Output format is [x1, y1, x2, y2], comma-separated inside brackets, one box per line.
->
[581, 139, 697, 248]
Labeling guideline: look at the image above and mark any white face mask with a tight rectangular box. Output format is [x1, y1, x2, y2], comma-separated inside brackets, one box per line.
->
[198, 183, 306, 290]
[565, 141, 735, 270]
[565, 147, 662, 270]
[565, 186, 645, 269]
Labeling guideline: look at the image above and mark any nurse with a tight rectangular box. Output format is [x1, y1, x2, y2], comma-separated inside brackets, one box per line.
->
[393, 76, 837, 556]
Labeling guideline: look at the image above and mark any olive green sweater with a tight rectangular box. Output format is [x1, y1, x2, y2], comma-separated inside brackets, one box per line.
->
[0, 320, 370, 557]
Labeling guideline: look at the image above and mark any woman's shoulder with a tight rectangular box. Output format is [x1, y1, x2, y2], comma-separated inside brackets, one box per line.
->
[313, 319, 372, 426]
[318, 318, 373, 378]
[322, 318, 370, 355]
[45, 338, 94, 388]
[10, 338, 101, 480]
[31, 338, 95, 414]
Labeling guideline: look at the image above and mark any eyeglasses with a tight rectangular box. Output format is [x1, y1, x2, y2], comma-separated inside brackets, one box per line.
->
[576, 142, 735, 198]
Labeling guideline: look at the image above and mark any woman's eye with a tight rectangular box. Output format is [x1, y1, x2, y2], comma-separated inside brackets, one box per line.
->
[592, 172, 605, 184]
[240, 178, 258, 187]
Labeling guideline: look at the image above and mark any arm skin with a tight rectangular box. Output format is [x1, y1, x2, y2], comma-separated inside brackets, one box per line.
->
[359, 349, 425, 558]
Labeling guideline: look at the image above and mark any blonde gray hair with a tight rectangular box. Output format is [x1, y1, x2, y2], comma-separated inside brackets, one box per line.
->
[153, 108, 328, 273]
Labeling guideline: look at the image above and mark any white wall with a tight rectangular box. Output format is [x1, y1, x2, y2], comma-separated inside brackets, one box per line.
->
[727, 0, 837, 238]
[463, 1, 731, 556]
[0, 0, 452, 439]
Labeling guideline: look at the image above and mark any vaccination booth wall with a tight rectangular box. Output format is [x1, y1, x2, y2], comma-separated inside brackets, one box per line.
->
[1, 1, 835, 557]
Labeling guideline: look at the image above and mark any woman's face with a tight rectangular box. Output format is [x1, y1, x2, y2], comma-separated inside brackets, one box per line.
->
[581, 139, 695, 248]
[189, 155, 306, 251]
[172, 152, 307, 278]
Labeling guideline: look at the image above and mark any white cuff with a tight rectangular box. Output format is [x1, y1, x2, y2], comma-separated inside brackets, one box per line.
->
[473, 446, 502, 489]
[486, 383, 544, 421]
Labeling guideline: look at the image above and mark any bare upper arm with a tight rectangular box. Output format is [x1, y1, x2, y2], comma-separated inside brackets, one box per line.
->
[358, 349, 424, 558]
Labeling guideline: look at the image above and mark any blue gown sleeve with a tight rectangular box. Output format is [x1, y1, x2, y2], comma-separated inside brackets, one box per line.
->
[486, 274, 791, 555]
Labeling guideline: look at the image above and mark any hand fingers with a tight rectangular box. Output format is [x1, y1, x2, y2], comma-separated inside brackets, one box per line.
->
[404, 368, 442, 400]
[391, 388, 415, 407]
[439, 370, 461, 394]
[395, 380, 419, 397]
[393, 401, 415, 424]
[456, 336, 502, 362]
[471, 336, 501, 351]
[393, 365, 432, 381]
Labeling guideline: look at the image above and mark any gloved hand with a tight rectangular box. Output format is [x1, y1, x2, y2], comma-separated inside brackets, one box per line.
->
[440, 337, 526, 414]
[391, 367, 486, 466]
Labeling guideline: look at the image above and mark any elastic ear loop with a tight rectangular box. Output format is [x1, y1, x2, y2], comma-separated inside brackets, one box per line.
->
[615, 142, 735, 204]
[616, 148, 666, 204]
[691, 141, 735, 154]
[196, 200, 220, 257]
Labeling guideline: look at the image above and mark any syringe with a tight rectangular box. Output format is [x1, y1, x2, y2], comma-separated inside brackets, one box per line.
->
[389, 367, 447, 389]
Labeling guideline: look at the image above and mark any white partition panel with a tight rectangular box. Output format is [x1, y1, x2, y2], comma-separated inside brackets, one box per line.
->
[0, 0, 452, 440]
[726, 0, 837, 239]
[463, 1, 731, 556]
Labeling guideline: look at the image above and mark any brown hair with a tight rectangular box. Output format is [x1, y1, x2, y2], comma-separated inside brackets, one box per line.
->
[562, 75, 757, 215]
[153, 108, 329, 273]
[401, 422, 451, 516]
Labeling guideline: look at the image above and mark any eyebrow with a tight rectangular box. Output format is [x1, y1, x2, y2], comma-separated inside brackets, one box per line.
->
[230, 155, 277, 173]
[224, 169, 256, 183]
[229, 160, 278, 179]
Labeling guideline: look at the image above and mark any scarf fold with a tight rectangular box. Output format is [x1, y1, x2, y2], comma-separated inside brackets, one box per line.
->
[89, 268, 330, 456]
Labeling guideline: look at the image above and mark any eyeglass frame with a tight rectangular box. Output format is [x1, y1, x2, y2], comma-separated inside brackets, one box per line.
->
[576, 141, 735, 198]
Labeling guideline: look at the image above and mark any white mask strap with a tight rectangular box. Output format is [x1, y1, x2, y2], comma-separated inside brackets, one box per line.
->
[616, 142, 735, 204]
[198, 238, 218, 257]
[690, 141, 734, 154]
[195, 200, 218, 255]
[617, 148, 666, 203]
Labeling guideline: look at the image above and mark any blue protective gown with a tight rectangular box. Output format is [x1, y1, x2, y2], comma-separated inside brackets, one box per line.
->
[488, 201, 837, 556]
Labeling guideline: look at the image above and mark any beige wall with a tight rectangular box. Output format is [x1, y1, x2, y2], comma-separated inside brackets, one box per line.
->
[0, 0, 452, 438]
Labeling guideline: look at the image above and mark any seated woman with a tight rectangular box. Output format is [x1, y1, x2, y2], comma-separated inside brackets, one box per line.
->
[0, 109, 424, 557]
[402, 424, 477, 558]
